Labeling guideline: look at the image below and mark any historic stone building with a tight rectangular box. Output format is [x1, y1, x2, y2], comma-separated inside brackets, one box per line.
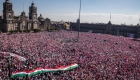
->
[70, 21, 140, 38]
[38, 14, 51, 31]
[0, 0, 40, 32]
[0, 0, 69, 32]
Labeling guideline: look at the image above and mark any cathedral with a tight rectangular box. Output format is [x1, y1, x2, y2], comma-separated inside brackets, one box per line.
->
[0, 0, 40, 32]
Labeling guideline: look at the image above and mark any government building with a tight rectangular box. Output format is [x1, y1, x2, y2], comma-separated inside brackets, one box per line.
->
[71, 19, 140, 38]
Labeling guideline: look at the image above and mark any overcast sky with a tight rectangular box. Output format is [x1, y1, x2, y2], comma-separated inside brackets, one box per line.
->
[0, 0, 140, 25]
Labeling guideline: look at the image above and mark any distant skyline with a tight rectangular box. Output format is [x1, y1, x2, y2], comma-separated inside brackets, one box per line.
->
[0, 0, 140, 25]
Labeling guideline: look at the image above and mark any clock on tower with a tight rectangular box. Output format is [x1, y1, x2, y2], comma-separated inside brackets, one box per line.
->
[33, 15, 36, 19]
[29, 2, 37, 20]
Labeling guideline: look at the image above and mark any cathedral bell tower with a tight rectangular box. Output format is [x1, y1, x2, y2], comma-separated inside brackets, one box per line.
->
[3, 0, 14, 32]
[3, 0, 14, 21]
[29, 2, 38, 30]
[29, 2, 37, 21]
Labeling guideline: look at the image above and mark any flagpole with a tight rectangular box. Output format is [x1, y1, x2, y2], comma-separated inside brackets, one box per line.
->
[110, 14, 111, 21]
[77, 0, 81, 42]
[23, 2, 24, 11]
[139, 15, 140, 26]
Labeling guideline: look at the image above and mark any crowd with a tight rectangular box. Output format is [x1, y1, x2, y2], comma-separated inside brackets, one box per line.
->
[0, 30, 140, 80]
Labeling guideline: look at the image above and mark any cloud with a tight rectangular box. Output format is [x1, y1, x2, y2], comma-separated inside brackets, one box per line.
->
[45, 13, 139, 25]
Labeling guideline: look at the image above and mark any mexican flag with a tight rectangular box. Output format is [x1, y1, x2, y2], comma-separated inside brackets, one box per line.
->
[11, 71, 27, 78]
[11, 63, 78, 78]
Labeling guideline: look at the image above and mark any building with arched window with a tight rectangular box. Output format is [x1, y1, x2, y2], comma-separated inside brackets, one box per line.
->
[0, 0, 40, 32]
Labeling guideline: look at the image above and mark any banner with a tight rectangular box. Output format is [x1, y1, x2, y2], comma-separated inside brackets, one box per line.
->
[11, 63, 78, 78]
[0, 52, 26, 61]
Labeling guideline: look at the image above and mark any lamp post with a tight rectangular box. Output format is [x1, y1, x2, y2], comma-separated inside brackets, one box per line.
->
[77, 0, 81, 42]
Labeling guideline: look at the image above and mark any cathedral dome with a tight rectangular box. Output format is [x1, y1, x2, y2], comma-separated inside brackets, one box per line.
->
[21, 11, 26, 16]
[38, 14, 43, 19]
[38, 14, 44, 21]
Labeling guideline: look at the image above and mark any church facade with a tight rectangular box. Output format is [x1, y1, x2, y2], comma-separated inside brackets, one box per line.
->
[0, 0, 40, 32]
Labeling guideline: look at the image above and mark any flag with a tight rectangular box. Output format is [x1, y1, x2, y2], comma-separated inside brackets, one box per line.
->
[11, 72, 27, 78]
[11, 63, 78, 78]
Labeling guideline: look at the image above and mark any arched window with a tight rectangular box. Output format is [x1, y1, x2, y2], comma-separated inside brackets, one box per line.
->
[9, 15, 11, 18]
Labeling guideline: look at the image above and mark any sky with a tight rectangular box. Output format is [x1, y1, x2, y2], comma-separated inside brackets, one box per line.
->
[0, 0, 140, 25]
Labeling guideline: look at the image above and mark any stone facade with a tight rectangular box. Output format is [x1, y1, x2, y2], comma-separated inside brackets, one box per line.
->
[70, 21, 140, 38]
[0, 0, 39, 32]
[38, 14, 51, 31]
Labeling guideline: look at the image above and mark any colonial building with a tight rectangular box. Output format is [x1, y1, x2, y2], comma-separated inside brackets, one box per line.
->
[0, 0, 40, 32]
[70, 21, 140, 38]
[38, 14, 51, 31]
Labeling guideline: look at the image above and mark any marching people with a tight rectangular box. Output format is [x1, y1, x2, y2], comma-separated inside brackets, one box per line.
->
[0, 30, 139, 79]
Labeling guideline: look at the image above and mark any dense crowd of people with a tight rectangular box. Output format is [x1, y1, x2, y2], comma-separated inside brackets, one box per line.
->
[0, 30, 140, 80]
